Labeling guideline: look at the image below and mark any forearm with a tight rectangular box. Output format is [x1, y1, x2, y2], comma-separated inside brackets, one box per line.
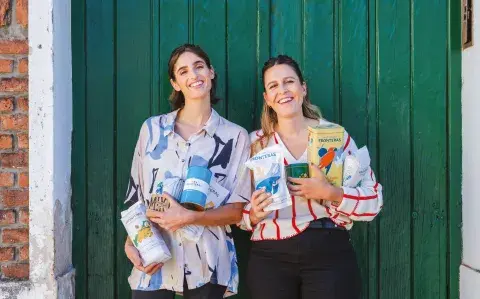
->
[311, 185, 344, 204]
[189, 202, 244, 226]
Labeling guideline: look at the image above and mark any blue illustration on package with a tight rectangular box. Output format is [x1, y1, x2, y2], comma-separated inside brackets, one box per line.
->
[255, 163, 281, 195]
[245, 144, 292, 211]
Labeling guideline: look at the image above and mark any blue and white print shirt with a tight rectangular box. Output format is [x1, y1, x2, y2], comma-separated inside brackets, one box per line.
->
[124, 108, 250, 296]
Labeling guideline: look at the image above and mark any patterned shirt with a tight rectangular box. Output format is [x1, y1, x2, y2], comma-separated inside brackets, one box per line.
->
[124, 108, 250, 296]
[235, 119, 383, 240]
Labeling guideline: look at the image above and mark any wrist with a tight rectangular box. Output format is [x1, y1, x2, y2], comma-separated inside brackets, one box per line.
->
[327, 185, 344, 203]
[187, 210, 204, 225]
[249, 210, 259, 226]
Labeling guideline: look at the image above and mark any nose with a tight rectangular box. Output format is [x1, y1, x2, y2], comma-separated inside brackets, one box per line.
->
[279, 83, 288, 93]
[191, 67, 201, 78]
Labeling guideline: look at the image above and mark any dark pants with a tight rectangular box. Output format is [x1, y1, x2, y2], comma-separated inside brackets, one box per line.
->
[131, 282, 226, 299]
[247, 228, 361, 299]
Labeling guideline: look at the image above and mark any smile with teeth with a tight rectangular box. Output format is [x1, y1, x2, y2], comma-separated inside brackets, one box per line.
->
[278, 97, 293, 104]
[189, 80, 204, 88]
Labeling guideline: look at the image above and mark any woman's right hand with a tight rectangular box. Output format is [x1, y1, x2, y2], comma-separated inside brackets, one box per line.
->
[124, 237, 163, 275]
[249, 188, 273, 226]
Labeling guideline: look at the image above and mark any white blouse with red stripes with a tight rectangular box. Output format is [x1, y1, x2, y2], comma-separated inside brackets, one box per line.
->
[235, 119, 383, 241]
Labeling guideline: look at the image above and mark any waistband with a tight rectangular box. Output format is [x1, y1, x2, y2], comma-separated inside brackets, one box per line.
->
[308, 218, 346, 230]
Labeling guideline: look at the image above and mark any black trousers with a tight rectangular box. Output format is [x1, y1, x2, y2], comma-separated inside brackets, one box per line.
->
[131, 282, 226, 299]
[247, 227, 361, 299]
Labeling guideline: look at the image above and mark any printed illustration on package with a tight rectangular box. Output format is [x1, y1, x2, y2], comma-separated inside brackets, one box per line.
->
[133, 221, 153, 246]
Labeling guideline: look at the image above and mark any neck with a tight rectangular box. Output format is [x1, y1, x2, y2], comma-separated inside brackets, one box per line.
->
[178, 96, 212, 126]
[275, 113, 308, 137]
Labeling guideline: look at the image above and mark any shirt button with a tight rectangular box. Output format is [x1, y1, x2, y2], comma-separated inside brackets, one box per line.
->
[186, 143, 190, 146]
[181, 159, 185, 163]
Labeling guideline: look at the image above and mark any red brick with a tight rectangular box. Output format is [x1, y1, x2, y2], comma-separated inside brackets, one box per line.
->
[18, 172, 28, 188]
[17, 97, 27, 112]
[0, 114, 28, 130]
[18, 245, 28, 261]
[0, 134, 12, 149]
[0, 97, 14, 112]
[0, 0, 10, 27]
[1, 152, 28, 169]
[18, 58, 27, 74]
[16, 0, 27, 27]
[0, 171, 14, 186]
[1, 190, 28, 208]
[17, 133, 27, 149]
[0, 59, 13, 73]
[2, 263, 29, 279]
[0, 247, 14, 261]
[0, 210, 15, 225]
[0, 78, 28, 92]
[2, 228, 28, 243]
[18, 208, 28, 225]
[0, 41, 28, 54]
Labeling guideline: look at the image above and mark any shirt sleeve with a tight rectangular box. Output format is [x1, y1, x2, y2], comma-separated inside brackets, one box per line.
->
[234, 131, 264, 231]
[226, 128, 252, 205]
[333, 131, 383, 221]
[124, 122, 147, 207]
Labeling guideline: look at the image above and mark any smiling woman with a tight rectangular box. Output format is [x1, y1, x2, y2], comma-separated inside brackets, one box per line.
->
[236, 55, 383, 299]
[122, 44, 251, 299]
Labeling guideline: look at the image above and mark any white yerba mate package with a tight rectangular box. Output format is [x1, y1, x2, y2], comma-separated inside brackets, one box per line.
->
[121, 201, 172, 266]
[342, 146, 371, 188]
[245, 144, 292, 211]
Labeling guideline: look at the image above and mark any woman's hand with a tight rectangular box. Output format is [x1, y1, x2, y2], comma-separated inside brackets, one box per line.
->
[287, 164, 343, 204]
[124, 237, 163, 275]
[146, 193, 196, 232]
[249, 188, 273, 226]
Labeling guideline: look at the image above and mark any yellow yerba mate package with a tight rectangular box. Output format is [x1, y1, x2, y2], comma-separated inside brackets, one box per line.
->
[307, 123, 345, 187]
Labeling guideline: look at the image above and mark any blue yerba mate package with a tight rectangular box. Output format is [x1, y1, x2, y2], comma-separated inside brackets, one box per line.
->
[245, 144, 292, 211]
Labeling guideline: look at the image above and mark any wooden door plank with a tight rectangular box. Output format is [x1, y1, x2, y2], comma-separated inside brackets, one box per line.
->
[159, 0, 189, 114]
[447, 0, 463, 298]
[72, 0, 87, 297]
[193, 0, 227, 117]
[85, 0, 116, 297]
[270, 0, 302, 61]
[303, 0, 335, 121]
[377, 0, 412, 298]
[412, 1, 448, 298]
[338, 2, 369, 298]
[226, 2, 257, 298]
[254, 0, 271, 129]
[116, 0, 153, 298]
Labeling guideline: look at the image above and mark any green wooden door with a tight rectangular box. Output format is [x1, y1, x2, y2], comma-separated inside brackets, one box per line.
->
[72, 0, 462, 298]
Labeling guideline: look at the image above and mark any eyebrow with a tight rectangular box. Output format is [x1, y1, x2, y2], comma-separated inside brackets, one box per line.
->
[176, 60, 206, 74]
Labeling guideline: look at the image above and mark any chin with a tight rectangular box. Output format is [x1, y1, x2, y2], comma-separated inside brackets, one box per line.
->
[275, 108, 302, 119]
[188, 91, 210, 101]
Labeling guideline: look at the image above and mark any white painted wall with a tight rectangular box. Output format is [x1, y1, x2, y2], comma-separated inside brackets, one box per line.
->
[461, 2, 480, 299]
[0, 0, 74, 298]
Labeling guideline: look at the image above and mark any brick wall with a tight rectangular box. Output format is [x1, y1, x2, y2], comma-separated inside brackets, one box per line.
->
[0, 0, 28, 281]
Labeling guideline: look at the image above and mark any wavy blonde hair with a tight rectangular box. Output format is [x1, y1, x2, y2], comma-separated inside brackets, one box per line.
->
[253, 55, 322, 152]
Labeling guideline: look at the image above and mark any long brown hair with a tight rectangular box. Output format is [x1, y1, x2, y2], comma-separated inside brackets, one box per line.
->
[167, 44, 220, 110]
[254, 55, 321, 149]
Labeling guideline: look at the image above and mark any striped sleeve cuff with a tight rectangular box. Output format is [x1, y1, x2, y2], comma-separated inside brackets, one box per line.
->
[238, 203, 253, 231]
[336, 187, 361, 216]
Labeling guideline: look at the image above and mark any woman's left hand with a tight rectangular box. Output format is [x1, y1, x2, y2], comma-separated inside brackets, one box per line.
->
[146, 193, 196, 232]
[287, 164, 343, 204]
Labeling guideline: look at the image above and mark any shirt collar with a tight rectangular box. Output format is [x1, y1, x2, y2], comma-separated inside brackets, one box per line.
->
[163, 108, 220, 138]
